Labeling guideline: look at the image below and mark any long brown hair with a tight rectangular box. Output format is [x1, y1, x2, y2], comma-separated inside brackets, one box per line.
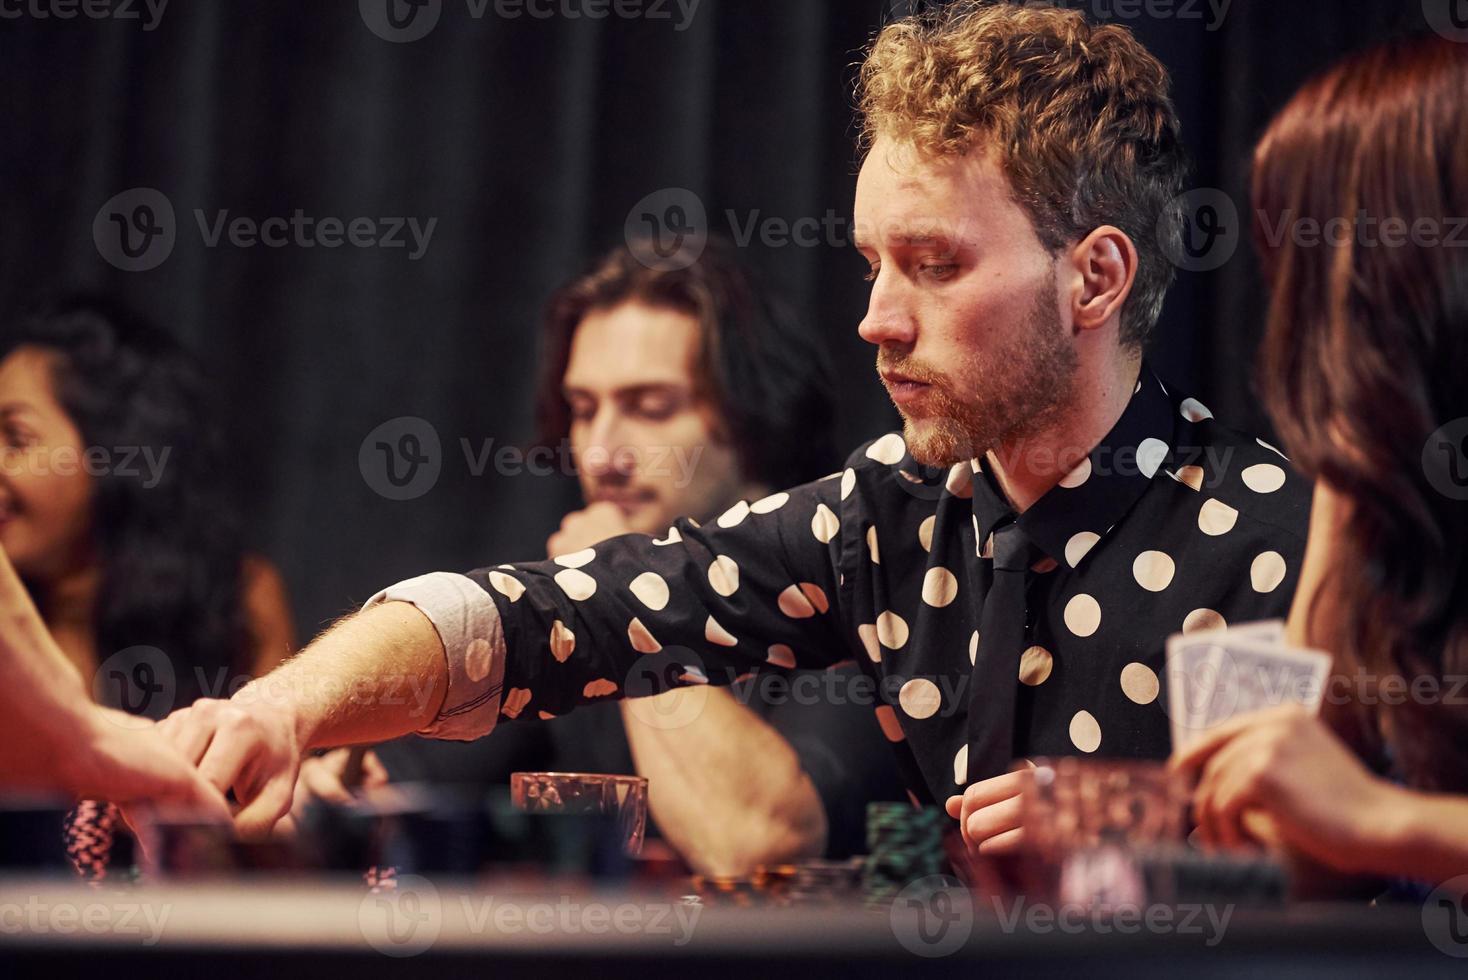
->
[1253, 33, 1468, 792]
[534, 236, 838, 490]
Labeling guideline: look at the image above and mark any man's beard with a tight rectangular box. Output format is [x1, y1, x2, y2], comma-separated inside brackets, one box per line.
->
[880, 280, 1080, 467]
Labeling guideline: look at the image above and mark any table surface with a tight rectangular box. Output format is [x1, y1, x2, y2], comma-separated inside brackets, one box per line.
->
[0, 876, 1462, 979]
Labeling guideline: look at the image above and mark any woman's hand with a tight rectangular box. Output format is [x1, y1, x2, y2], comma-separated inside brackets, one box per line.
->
[1170, 705, 1402, 874]
[292, 746, 389, 810]
[67, 707, 233, 823]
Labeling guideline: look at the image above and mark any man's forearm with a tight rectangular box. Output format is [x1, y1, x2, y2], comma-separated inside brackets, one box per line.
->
[237, 601, 450, 751]
[620, 689, 827, 875]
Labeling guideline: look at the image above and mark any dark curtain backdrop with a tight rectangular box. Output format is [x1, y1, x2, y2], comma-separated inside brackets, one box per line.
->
[0, 0, 1434, 636]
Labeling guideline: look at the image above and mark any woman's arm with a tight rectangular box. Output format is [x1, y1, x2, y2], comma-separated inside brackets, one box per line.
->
[1366, 785, 1468, 891]
[1172, 706, 1468, 890]
[0, 545, 229, 817]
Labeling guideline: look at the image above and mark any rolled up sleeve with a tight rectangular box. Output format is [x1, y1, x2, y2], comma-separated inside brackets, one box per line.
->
[362, 572, 506, 741]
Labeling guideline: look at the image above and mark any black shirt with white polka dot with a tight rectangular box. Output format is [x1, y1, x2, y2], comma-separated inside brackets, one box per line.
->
[471, 368, 1312, 803]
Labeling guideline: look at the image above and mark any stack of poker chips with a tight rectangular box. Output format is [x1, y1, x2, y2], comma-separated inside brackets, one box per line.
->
[63, 800, 120, 884]
[687, 859, 865, 907]
[862, 803, 949, 910]
[786, 857, 866, 905]
[687, 872, 765, 908]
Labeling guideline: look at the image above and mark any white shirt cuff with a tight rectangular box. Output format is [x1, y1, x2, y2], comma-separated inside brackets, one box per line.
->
[362, 572, 504, 741]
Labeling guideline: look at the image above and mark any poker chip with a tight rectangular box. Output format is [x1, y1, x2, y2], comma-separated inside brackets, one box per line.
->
[862, 803, 950, 910]
[786, 858, 865, 905]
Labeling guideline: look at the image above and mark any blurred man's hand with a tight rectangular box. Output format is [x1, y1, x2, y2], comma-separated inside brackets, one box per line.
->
[547, 501, 632, 557]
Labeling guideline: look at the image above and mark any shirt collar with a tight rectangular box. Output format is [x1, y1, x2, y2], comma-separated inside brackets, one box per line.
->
[969, 364, 1176, 568]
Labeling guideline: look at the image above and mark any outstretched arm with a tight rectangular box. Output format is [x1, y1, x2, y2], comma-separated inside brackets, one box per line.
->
[161, 476, 856, 836]
[157, 599, 448, 835]
[0, 546, 229, 821]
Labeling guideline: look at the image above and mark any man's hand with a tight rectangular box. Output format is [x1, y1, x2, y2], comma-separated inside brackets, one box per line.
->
[1169, 704, 1397, 870]
[64, 708, 232, 823]
[157, 697, 303, 838]
[945, 767, 1035, 856]
[547, 502, 632, 557]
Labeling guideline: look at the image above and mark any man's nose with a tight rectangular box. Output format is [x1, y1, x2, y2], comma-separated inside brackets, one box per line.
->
[858, 271, 918, 348]
[580, 411, 637, 479]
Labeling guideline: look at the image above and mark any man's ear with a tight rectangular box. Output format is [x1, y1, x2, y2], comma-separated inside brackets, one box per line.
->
[1067, 226, 1138, 333]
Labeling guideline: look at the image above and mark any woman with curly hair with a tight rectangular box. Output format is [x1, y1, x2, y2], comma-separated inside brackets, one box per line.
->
[0, 299, 294, 696]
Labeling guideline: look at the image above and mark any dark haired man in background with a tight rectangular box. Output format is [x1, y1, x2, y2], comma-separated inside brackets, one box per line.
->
[379, 238, 904, 872]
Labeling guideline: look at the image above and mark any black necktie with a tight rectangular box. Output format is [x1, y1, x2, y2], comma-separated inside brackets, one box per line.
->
[965, 519, 1036, 783]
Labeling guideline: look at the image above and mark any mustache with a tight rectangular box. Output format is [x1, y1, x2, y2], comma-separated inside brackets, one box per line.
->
[876, 353, 945, 387]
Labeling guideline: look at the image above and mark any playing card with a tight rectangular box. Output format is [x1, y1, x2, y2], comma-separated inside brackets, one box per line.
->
[1166, 629, 1332, 750]
[1184, 619, 1286, 645]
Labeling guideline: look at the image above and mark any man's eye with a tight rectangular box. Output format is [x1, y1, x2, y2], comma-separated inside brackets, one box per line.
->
[568, 401, 595, 423]
[3, 424, 32, 449]
[634, 396, 678, 421]
[921, 263, 959, 281]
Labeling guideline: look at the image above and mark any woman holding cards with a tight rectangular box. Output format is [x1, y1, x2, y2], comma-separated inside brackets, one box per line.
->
[1172, 31, 1468, 890]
